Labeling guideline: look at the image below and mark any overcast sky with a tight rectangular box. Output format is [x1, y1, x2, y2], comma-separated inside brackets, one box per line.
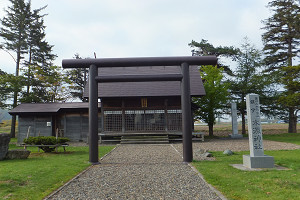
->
[0, 0, 273, 74]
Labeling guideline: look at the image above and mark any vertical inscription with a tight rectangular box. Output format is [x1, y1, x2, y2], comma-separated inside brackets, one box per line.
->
[246, 94, 264, 157]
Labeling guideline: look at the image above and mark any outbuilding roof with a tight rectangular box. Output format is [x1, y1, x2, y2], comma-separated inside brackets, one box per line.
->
[83, 65, 205, 98]
[9, 102, 90, 115]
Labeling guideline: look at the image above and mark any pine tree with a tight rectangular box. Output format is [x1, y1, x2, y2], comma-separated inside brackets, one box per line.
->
[21, 6, 57, 103]
[0, 0, 57, 136]
[262, 0, 300, 133]
[229, 38, 274, 134]
[189, 39, 239, 75]
[277, 65, 300, 132]
[0, 0, 31, 137]
[0, 0, 31, 76]
[262, 0, 300, 69]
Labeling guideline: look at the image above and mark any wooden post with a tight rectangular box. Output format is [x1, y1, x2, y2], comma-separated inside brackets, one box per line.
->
[122, 99, 125, 133]
[89, 64, 99, 164]
[181, 62, 193, 163]
[26, 126, 31, 139]
[56, 128, 59, 139]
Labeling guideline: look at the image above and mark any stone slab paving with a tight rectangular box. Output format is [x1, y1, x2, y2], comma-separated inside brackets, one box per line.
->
[46, 144, 223, 200]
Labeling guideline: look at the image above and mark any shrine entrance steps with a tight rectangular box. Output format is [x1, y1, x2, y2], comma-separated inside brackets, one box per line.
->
[120, 135, 169, 144]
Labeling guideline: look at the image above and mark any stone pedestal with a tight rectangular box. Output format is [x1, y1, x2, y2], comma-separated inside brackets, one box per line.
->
[243, 155, 274, 168]
[243, 94, 274, 169]
[229, 103, 243, 139]
[229, 134, 243, 139]
[0, 134, 10, 160]
[5, 149, 31, 160]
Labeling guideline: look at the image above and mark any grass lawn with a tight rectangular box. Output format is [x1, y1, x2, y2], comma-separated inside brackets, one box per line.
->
[0, 140, 115, 200]
[0, 126, 11, 134]
[193, 133, 300, 200]
[263, 133, 300, 145]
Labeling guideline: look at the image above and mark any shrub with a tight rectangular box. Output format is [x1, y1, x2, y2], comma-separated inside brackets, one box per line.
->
[23, 136, 70, 152]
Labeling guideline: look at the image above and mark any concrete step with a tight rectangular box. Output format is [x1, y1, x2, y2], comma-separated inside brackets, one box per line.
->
[121, 135, 169, 144]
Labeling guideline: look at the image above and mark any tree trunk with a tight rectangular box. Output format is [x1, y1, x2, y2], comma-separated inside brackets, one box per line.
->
[10, 46, 21, 138]
[208, 122, 214, 137]
[10, 115, 16, 138]
[15, 47, 20, 76]
[27, 47, 32, 96]
[10, 91, 18, 138]
[287, 37, 297, 133]
[241, 110, 246, 135]
[239, 95, 247, 135]
[288, 107, 297, 133]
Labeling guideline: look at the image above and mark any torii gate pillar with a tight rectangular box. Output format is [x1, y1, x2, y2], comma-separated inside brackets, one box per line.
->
[181, 62, 193, 163]
[89, 64, 99, 164]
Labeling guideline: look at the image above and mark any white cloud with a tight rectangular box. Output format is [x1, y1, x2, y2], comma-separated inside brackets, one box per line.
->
[0, 0, 276, 73]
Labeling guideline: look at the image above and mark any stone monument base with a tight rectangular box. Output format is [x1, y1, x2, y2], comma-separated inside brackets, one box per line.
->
[0, 134, 10, 160]
[243, 155, 274, 169]
[229, 134, 243, 139]
[5, 149, 31, 160]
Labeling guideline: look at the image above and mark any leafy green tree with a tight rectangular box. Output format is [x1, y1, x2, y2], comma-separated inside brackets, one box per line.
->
[21, 65, 70, 103]
[40, 65, 70, 103]
[0, 70, 10, 108]
[193, 65, 229, 137]
[261, 0, 300, 133]
[65, 54, 88, 101]
[189, 39, 239, 75]
[0, 73, 24, 109]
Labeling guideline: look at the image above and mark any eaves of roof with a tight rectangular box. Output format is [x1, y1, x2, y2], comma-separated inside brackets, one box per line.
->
[9, 102, 90, 115]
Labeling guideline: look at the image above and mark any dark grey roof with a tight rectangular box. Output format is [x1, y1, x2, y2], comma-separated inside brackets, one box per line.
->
[83, 65, 205, 98]
[9, 102, 90, 115]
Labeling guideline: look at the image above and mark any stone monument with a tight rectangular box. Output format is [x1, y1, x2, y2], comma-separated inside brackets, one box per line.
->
[229, 102, 243, 138]
[5, 149, 31, 159]
[0, 133, 30, 160]
[0, 133, 10, 160]
[243, 94, 274, 168]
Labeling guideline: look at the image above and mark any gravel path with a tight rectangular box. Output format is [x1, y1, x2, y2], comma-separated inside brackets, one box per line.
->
[46, 144, 223, 200]
[46, 139, 300, 199]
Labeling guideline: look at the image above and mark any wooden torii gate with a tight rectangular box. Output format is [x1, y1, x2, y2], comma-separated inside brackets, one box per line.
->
[62, 56, 217, 164]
